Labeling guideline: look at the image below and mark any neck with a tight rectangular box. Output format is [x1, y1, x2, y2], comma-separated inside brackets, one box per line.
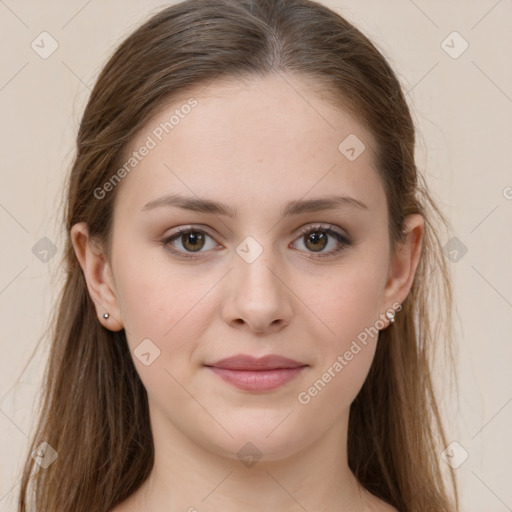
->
[128, 405, 365, 512]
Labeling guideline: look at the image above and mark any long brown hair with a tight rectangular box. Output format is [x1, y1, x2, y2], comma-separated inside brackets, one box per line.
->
[18, 0, 459, 510]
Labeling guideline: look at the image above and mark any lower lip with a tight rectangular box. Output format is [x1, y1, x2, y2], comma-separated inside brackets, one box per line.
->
[207, 366, 307, 391]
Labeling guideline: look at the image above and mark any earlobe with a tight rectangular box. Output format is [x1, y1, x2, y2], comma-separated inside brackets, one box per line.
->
[382, 213, 424, 309]
[70, 222, 124, 332]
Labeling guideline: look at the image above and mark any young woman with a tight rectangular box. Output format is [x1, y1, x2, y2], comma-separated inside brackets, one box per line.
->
[18, 0, 458, 510]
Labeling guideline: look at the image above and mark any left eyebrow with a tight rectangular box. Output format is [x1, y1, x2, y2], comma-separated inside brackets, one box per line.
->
[282, 195, 368, 216]
[141, 193, 368, 218]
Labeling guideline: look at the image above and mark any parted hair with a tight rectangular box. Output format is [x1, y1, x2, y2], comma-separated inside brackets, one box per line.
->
[18, 1, 458, 511]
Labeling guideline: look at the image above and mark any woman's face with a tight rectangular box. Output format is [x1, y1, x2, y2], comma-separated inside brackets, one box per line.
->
[79, 73, 421, 462]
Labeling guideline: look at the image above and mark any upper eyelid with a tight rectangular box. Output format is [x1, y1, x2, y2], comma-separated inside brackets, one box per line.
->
[295, 223, 345, 236]
[166, 225, 223, 244]
[164, 223, 349, 248]
[166, 223, 346, 240]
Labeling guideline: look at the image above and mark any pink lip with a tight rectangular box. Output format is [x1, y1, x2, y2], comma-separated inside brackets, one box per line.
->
[204, 354, 308, 392]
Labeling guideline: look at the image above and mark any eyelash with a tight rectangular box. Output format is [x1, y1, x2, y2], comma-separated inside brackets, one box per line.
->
[160, 224, 353, 260]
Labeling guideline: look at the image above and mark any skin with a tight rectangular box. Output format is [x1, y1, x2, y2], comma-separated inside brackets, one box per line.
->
[71, 73, 423, 512]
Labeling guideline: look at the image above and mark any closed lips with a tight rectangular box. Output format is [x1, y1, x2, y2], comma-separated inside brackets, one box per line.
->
[204, 354, 309, 392]
[204, 354, 308, 370]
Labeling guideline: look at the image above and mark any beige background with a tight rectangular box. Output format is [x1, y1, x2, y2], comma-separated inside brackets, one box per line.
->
[1, 0, 511, 510]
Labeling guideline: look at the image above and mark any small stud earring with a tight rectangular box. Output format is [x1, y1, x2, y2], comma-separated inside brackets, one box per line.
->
[103, 313, 110, 319]
[386, 310, 395, 324]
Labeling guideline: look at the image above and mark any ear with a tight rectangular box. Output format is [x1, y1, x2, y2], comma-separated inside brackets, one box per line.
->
[381, 213, 424, 310]
[70, 222, 124, 331]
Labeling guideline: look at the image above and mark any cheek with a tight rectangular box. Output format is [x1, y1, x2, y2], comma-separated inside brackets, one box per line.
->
[319, 260, 385, 344]
[299, 261, 385, 406]
[113, 252, 219, 374]
[113, 261, 209, 410]
[114, 247, 201, 339]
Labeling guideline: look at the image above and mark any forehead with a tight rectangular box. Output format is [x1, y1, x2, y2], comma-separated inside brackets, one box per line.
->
[113, 73, 386, 219]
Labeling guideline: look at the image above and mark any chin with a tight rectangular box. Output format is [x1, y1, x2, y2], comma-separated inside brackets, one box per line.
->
[199, 412, 315, 463]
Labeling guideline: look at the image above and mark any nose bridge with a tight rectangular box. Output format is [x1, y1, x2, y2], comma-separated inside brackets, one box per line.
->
[235, 233, 283, 300]
[223, 233, 293, 332]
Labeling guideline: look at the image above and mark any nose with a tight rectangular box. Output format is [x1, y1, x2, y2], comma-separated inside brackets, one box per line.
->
[221, 248, 293, 335]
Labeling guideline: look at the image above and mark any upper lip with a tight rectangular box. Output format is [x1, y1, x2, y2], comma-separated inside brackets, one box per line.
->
[205, 354, 307, 371]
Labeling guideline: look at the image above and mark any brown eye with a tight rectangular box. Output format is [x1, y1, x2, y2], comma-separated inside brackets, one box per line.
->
[162, 227, 219, 259]
[291, 224, 353, 258]
[304, 231, 328, 252]
[180, 231, 205, 252]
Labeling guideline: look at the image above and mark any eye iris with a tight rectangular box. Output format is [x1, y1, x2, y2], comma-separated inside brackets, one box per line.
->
[182, 231, 205, 252]
[305, 231, 327, 252]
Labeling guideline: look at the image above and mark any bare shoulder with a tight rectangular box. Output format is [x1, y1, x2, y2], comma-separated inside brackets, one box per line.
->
[362, 489, 400, 512]
[376, 500, 400, 512]
[109, 497, 135, 512]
